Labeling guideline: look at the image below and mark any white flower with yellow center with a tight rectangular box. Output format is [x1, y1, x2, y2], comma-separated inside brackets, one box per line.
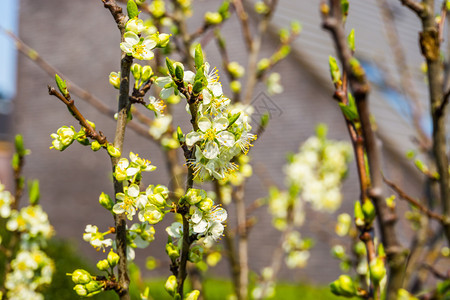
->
[113, 184, 143, 220]
[190, 205, 227, 244]
[120, 32, 157, 60]
[83, 225, 113, 252]
[147, 96, 166, 116]
[0, 185, 13, 218]
[186, 116, 235, 159]
[50, 126, 76, 151]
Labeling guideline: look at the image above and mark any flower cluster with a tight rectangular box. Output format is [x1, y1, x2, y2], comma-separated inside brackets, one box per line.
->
[5, 249, 54, 300]
[284, 125, 352, 212]
[167, 189, 227, 246]
[156, 53, 257, 180]
[83, 225, 113, 252]
[1, 182, 54, 300]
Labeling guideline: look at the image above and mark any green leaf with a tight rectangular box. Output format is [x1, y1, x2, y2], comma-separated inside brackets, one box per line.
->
[339, 103, 358, 121]
[165, 57, 175, 76]
[55, 74, 69, 97]
[348, 28, 355, 52]
[127, 0, 139, 19]
[192, 81, 204, 95]
[175, 64, 184, 82]
[14, 134, 26, 156]
[194, 44, 204, 69]
[328, 56, 341, 85]
[28, 180, 40, 205]
[228, 112, 241, 127]
[341, 0, 349, 16]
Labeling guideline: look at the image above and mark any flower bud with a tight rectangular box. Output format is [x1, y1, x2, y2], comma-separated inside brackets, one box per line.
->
[131, 63, 142, 81]
[328, 56, 341, 86]
[166, 57, 176, 76]
[175, 64, 184, 82]
[186, 189, 202, 205]
[354, 201, 365, 227]
[71, 269, 92, 284]
[126, 18, 146, 34]
[165, 275, 178, 296]
[330, 275, 356, 297]
[347, 28, 355, 52]
[204, 12, 223, 25]
[148, 193, 166, 208]
[107, 249, 120, 267]
[206, 252, 222, 267]
[254, 2, 269, 14]
[186, 290, 200, 300]
[228, 62, 245, 78]
[91, 140, 102, 152]
[369, 257, 386, 284]
[198, 197, 213, 211]
[109, 72, 121, 89]
[107, 144, 121, 158]
[141, 65, 153, 82]
[73, 284, 88, 297]
[230, 80, 241, 93]
[97, 259, 109, 271]
[85, 280, 103, 293]
[362, 200, 376, 224]
[99, 192, 114, 211]
[188, 245, 203, 263]
[331, 245, 346, 259]
[14, 134, 26, 156]
[257, 58, 271, 72]
[166, 243, 180, 260]
[291, 21, 302, 35]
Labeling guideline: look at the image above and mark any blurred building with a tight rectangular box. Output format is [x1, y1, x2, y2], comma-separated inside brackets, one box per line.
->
[8, 0, 430, 284]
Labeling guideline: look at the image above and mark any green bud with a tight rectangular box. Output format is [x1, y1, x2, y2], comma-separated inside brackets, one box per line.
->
[186, 290, 200, 300]
[447, 0, 450, 11]
[109, 72, 121, 89]
[349, 58, 365, 81]
[97, 259, 109, 271]
[107, 144, 121, 158]
[279, 28, 289, 44]
[254, 1, 269, 14]
[127, 0, 139, 19]
[328, 56, 341, 85]
[378, 243, 385, 258]
[90, 140, 101, 152]
[167, 95, 181, 104]
[166, 57, 175, 76]
[73, 284, 88, 297]
[369, 257, 386, 284]
[141, 66, 153, 82]
[177, 126, 185, 143]
[55, 74, 69, 97]
[194, 44, 204, 69]
[331, 245, 346, 259]
[218, 1, 230, 19]
[414, 159, 428, 173]
[28, 180, 40, 205]
[188, 245, 204, 263]
[338, 275, 356, 297]
[260, 113, 270, 128]
[131, 63, 142, 80]
[192, 81, 204, 95]
[291, 21, 302, 35]
[204, 12, 223, 25]
[347, 28, 355, 52]
[175, 64, 184, 82]
[107, 249, 120, 267]
[230, 80, 241, 93]
[11, 153, 19, 171]
[198, 197, 213, 211]
[14, 134, 26, 156]
[316, 123, 328, 139]
[362, 200, 376, 224]
[385, 195, 396, 209]
[257, 58, 271, 73]
[85, 280, 103, 293]
[341, 0, 349, 17]
[354, 241, 366, 256]
[165, 275, 178, 296]
[71, 269, 92, 284]
[228, 61, 245, 78]
[99, 192, 114, 211]
[354, 201, 365, 227]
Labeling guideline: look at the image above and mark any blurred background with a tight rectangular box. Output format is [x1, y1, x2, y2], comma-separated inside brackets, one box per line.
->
[0, 0, 431, 293]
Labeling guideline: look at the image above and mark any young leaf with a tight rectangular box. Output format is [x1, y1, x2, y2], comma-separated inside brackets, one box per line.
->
[127, 0, 139, 19]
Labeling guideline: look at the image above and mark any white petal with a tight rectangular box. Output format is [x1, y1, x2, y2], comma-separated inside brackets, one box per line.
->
[142, 37, 157, 49]
[202, 90, 212, 105]
[213, 117, 229, 131]
[186, 132, 203, 147]
[127, 167, 139, 176]
[184, 71, 195, 83]
[120, 42, 132, 54]
[140, 49, 155, 60]
[155, 76, 172, 88]
[209, 82, 223, 97]
[193, 219, 208, 234]
[128, 184, 140, 197]
[113, 203, 125, 214]
[124, 31, 140, 45]
[211, 207, 227, 222]
[216, 131, 235, 147]
[160, 87, 174, 99]
[198, 117, 212, 132]
[203, 141, 219, 159]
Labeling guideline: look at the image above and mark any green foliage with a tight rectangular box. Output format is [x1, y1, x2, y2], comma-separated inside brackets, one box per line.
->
[127, 0, 139, 19]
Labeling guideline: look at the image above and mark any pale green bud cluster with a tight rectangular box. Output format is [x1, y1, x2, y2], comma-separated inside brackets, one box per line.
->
[282, 231, 312, 269]
[131, 63, 154, 89]
[330, 275, 357, 297]
[71, 269, 103, 297]
[109, 72, 121, 89]
[96, 249, 120, 271]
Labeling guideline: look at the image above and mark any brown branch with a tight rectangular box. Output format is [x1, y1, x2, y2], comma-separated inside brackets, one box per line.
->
[322, 1, 406, 298]
[384, 177, 448, 224]
[399, 0, 425, 16]
[4, 30, 157, 144]
[48, 86, 109, 145]
[231, 0, 253, 50]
